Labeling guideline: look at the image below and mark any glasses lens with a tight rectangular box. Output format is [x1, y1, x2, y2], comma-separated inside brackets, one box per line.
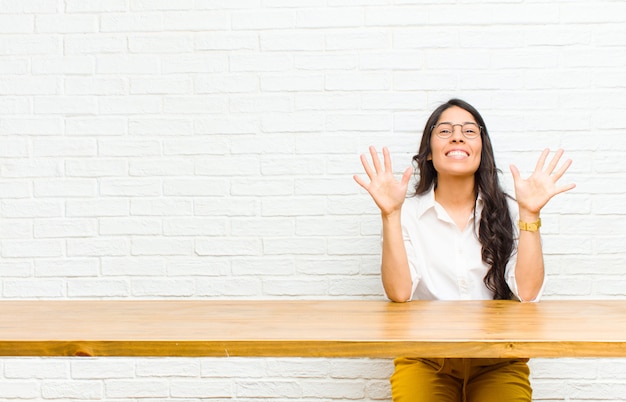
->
[462, 123, 480, 138]
[435, 123, 453, 138]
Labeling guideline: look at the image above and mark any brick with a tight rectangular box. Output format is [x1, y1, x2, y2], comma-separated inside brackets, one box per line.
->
[195, 73, 258, 94]
[67, 238, 128, 257]
[0, 34, 60, 55]
[170, 380, 233, 397]
[35, 258, 99, 277]
[230, 94, 292, 113]
[66, 199, 129, 217]
[99, 218, 162, 236]
[0, 381, 40, 398]
[166, 257, 227, 276]
[100, 12, 164, 32]
[261, 74, 324, 91]
[33, 138, 97, 157]
[195, 238, 261, 257]
[263, 278, 328, 296]
[232, 10, 295, 30]
[0, 219, 31, 238]
[129, 34, 193, 53]
[64, 78, 127, 96]
[231, 257, 295, 276]
[236, 380, 301, 398]
[162, 96, 227, 114]
[34, 219, 97, 238]
[261, 32, 324, 51]
[296, 7, 362, 28]
[131, 237, 193, 256]
[164, 10, 230, 31]
[136, 358, 200, 377]
[71, 359, 135, 379]
[131, 76, 192, 94]
[130, 198, 193, 216]
[64, 35, 128, 54]
[99, 178, 162, 196]
[0, 14, 33, 33]
[105, 380, 169, 398]
[67, 279, 129, 297]
[195, 277, 262, 297]
[32, 56, 95, 74]
[36, 14, 98, 33]
[102, 257, 166, 276]
[161, 54, 228, 73]
[128, 118, 193, 136]
[195, 32, 258, 51]
[3, 279, 64, 298]
[65, 158, 128, 177]
[0, 77, 58, 96]
[131, 278, 195, 296]
[4, 360, 68, 379]
[163, 178, 229, 196]
[301, 380, 365, 399]
[34, 96, 98, 115]
[97, 55, 161, 74]
[2, 240, 64, 258]
[162, 217, 228, 236]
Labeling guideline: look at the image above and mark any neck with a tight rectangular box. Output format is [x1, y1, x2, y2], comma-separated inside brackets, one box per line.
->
[434, 175, 477, 231]
[434, 175, 476, 207]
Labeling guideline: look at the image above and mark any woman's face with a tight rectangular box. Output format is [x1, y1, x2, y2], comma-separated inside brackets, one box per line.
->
[428, 106, 482, 179]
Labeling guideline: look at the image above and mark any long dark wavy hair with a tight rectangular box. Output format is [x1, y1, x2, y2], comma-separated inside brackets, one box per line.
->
[412, 99, 515, 300]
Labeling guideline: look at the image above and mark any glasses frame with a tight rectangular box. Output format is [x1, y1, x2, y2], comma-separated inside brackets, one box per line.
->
[431, 122, 483, 140]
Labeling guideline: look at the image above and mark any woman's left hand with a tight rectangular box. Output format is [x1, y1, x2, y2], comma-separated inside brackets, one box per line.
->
[510, 148, 576, 218]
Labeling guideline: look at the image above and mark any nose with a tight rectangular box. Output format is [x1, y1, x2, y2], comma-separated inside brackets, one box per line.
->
[450, 125, 465, 142]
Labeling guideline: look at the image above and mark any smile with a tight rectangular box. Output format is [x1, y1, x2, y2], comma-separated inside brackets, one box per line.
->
[445, 150, 469, 158]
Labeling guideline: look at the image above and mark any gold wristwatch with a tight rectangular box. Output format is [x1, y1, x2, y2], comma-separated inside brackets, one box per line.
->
[518, 218, 541, 232]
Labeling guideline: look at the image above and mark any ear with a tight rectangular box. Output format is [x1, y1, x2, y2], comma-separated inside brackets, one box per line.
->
[427, 153, 432, 161]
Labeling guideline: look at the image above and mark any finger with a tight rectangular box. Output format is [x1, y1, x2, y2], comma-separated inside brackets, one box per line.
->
[554, 182, 576, 196]
[509, 164, 521, 183]
[359, 153, 375, 180]
[353, 174, 369, 190]
[552, 157, 572, 180]
[534, 148, 550, 173]
[400, 166, 412, 189]
[545, 149, 565, 175]
[382, 146, 392, 173]
[369, 146, 383, 174]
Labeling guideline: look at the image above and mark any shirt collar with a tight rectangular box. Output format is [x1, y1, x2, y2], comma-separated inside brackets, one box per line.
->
[415, 186, 484, 220]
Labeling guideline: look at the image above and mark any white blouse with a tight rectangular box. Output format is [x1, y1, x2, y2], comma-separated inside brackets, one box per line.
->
[395, 187, 544, 302]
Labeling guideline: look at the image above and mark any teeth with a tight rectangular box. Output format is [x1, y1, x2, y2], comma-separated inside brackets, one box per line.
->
[446, 151, 467, 157]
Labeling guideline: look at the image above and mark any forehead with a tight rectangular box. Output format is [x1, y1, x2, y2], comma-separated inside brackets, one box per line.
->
[437, 106, 476, 123]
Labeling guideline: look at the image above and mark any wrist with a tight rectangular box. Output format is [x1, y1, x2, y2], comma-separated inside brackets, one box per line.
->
[381, 210, 402, 222]
[518, 209, 540, 222]
[518, 217, 541, 232]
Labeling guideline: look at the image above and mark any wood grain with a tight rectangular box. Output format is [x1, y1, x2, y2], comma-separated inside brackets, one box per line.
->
[1, 300, 625, 358]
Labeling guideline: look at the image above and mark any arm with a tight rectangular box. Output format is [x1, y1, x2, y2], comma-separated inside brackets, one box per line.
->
[354, 146, 413, 302]
[510, 148, 576, 301]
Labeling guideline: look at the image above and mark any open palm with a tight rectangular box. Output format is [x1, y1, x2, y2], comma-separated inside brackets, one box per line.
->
[510, 148, 576, 215]
[353, 146, 413, 216]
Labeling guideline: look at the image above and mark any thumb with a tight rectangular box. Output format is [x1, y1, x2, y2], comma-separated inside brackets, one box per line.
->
[400, 166, 412, 188]
[509, 164, 521, 183]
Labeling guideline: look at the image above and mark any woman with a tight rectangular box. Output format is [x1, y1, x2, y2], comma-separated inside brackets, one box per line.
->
[353, 99, 575, 402]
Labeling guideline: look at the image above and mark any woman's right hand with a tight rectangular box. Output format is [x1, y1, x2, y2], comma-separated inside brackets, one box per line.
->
[353, 146, 413, 217]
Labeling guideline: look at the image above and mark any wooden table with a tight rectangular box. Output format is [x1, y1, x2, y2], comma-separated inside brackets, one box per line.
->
[1, 299, 625, 358]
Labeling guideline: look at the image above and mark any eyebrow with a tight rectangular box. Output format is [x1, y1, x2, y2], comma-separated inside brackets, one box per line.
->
[436, 121, 478, 125]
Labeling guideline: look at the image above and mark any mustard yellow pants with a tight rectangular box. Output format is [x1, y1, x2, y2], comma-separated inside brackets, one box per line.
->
[390, 358, 532, 402]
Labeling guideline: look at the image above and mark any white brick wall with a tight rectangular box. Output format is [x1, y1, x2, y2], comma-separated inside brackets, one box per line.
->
[1, 0, 625, 400]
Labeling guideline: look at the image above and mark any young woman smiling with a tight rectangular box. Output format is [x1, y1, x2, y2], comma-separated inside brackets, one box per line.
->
[354, 99, 575, 402]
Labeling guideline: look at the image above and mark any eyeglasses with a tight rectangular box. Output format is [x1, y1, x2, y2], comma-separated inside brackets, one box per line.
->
[431, 122, 482, 140]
